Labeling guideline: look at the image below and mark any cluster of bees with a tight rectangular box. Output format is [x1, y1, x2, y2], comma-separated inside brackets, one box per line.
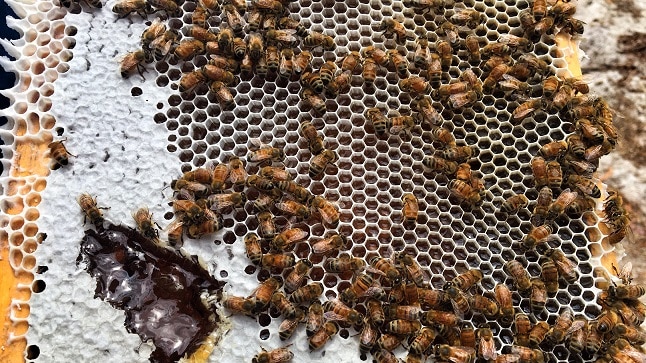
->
[59, 0, 645, 360]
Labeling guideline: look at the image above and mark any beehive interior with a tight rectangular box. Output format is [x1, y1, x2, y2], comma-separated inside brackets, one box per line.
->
[0, 0, 638, 361]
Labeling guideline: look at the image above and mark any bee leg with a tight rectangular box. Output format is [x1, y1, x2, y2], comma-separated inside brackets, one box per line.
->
[136, 63, 147, 80]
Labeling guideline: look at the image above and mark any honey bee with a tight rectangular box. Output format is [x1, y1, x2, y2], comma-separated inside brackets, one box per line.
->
[300, 72, 324, 94]
[271, 291, 297, 319]
[245, 7, 263, 31]
[483, 63, 510, 92]
[252, 0, 282, 14]
[546, 308, 576, 344]
[326, 70, 352, 97]
[530, 278, 547, 313]
[293, 51, 312, 75]
[302, 31, 336, 51]
[290, 282, 324, 304]
[252, 347, 293, 363]
[251, 277, 281, 312]
[314, 61, 335, 86]
[505, 260, 531, 292]
[440, 145, 476, 163]
[311, 234, 345, 255]
[610, 284, 646, 300]
[596, 309, 620, 334]
[299, 121, 324, 156]
[278, 16, 308, 37]
[222, 294, 255, 316]
[278, 307, 304, 341]
[451, 270, 482, 292]
[521, 224, 552, 250]
[265, 29, 300, 48]
[469, 295, 499, 318]
[562, 17, 585, 35]
[513, 313, 532, 347]
[528, 320, 549, 347]
[609, 299, 645, 327]
[451, 8, 485, 27]
[309, 321, 339, 351]
[246, 174, 275, 193]
[365, 298, 385, 327]
[300, 88, 326, 116]
[259, 166, 292, 182]
[209, 81, 234, 110]
[369, 256, 402, 285]
[493, 284, 513, 325]
[531, 15, 555, 39]
[276, 181, 311, 204]
[565, 193, 597, 217]
[476, 325, 496, 360]
[310, 196, 339, 227]
[306, 301, 324, 337]
[339, 273, 373, 304]
[362, 46, 390, 68]
[423, 53, 441, 88]
[444, 282, 470, 318]
[577, 118, 605, 145]
[202, 64, 235, 85]
[379, 18, 410, 43]
[531, 154, 548, 187]
[271, 228, 308, 251]
[540, 259, 559, 295]
[421, 309, 459, 328]
[186, 212, 223, 239]
[173, 199, 205, 224]
[132, 206, 159, 240]
[435, 39, 453, 71]
[275, 199, 310, 219]
[262, 13, 277, 31]
[435, 81, 471, 99]
[365, 108, 389, 136]
[112, 0, 150, 18]
[324, 254, 365, 273]
[546, 188, 577, 222]
[198, 0, 217, 12]
[498, 33, 532, 52]
[423, 156, 458, 175]
[387, 319, 422, 335]
[148, 0, 179, 16]
[454, 163, 472, 182]
[77, 193, 105, 225]
[145, 26, 176, 62]
[248, 146, 285, 163]
[244, 233, 263, 265]
[189, 25, 218, 43]
[377, 333, 404, 351]
[166, 218, 184, 247]
[220, 4, 244, 35]
[386, 115, 416, 135]
[337, 51, 361, 74]
[567, 317, 587, 355]
[119, 49, 149, 78]
[264, 46, 280, 73]
[387, 49, 409, 78]
[537, 140, 567, 161]
[614, 323, 646, 345]
[482, 42, 512, 58]
[546, 249, 578, 284]
[206, 192, 245, 212]
[448, 179, 481, 207]
[361, 57, 378, 85]
[463, 34, 481, 63]
[549, 83, 573, 112]
[323, 299, 364, 325]
[511, 345, 545, 363]
[284, 259, 312, 293]
[48, 138, 76, 170]
[308, 149, 337, 179]
[257, 211, 277, 240]
[532, 0, 546, 20]
[512, 98, 544, 123]
[413, 34, 431, 69]
[412, 96, 442, 126]
[500, 194, 529, 214]
[448, 90, 479, 109]
[178, 69, 208, 93]
[359, 321, 378, 354]
[567, 174, 601, 199]
[530, 186, 552, 226]
[434, 344, 477, 363]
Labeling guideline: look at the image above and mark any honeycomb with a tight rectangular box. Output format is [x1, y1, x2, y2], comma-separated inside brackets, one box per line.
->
[0, 0, 640, 361]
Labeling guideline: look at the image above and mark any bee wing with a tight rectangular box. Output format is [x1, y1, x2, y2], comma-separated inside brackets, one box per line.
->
[208, 194, 235, 210]
[366, 266, 387, 277]
[513, 102, 538, 120]
[323, 311, 347, 322]
[623, 349, 646, 362]
[498, 33, 523, 45]
[584, 144, 604, 161]
[275, 29, 298, 42]
[565, 319, 587, 334]
[480, 338, 497, 360]
[619, 262, 633, 283]
[555, 188, 578, 206]
[449, 298, 467, 319]
[554, 255, 578, 274]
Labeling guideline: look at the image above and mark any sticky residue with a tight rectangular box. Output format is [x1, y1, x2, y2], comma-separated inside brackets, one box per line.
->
[77, 222, 225, 363]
